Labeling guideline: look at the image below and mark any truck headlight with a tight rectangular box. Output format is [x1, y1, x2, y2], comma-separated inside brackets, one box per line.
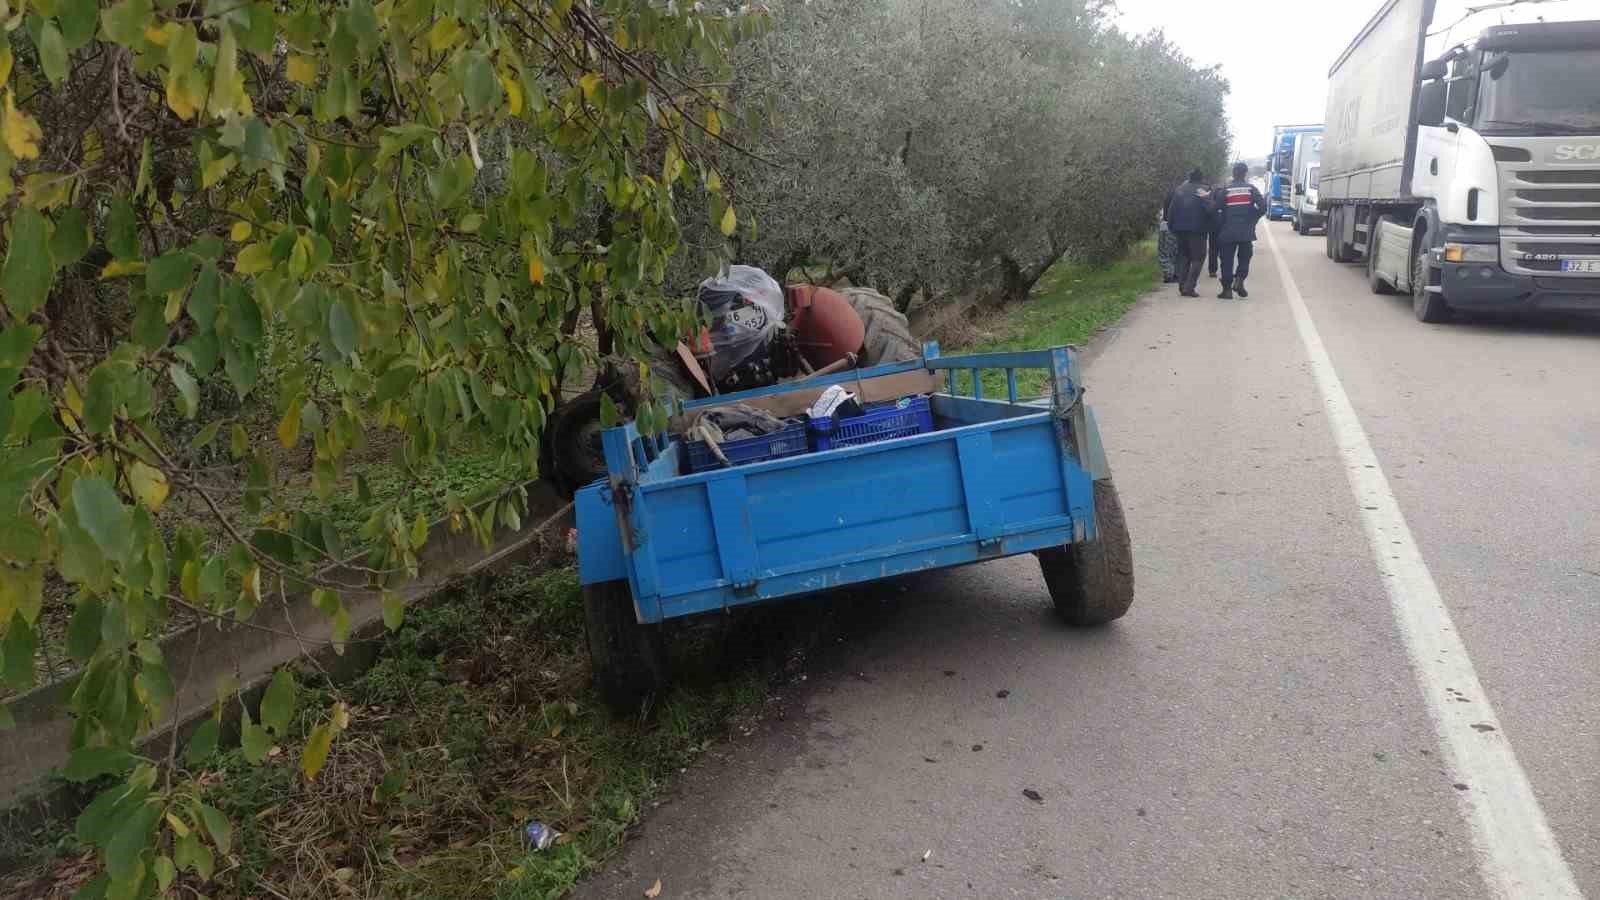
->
[1442, 243, 1498, 263]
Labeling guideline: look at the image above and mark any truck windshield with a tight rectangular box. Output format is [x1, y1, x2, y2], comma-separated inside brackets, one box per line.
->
[1477, 49, 1600, 134]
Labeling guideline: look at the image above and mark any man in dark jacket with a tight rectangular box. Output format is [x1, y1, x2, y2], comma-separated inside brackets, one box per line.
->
[1213, 162, 1268, 299]
[1162, 168, 1212, 298]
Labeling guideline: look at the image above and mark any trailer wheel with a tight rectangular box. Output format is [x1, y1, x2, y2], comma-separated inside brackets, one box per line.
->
[1411, 239, 1451, 324]
[1038, 478, 1134, 627]
[584, 580, 669, 713]
[1324, 214, 1336, 259]
[840, 287, 920, 365]
[1368, 216, 1396, 295]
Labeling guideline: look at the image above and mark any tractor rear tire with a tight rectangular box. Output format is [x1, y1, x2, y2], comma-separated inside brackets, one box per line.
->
[839, 287, 920, 365]
[1037, 478, 1134, 626]
[584, 579, 668, 714]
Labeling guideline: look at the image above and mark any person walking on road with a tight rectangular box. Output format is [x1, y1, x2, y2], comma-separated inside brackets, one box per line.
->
[1158, 177, 1183, 284]
[1213, 162, 1267, 299]
[1163, 168, 1213, 298]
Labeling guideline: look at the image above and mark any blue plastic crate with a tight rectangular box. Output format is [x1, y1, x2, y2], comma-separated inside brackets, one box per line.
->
[682, 418, 810, 473]
[809, 395, 933, 451]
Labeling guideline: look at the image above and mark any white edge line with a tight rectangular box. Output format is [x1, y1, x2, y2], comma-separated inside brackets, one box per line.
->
[1263, 225, 1582, 900]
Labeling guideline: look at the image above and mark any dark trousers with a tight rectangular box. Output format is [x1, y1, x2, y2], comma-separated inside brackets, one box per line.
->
[1176, 232, 1207, 292]
[1219, 241, 1254, 286]
[1207, 231, 1220, 274]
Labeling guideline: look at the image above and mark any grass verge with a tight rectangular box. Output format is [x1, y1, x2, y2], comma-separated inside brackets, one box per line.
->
[950, 240, 1157, 397]
[2, 565, 774, 899]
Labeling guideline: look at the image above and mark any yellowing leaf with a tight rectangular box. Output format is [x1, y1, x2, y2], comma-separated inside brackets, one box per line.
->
[127, 460, 170, 511]
[501, 73, 523, 116]
[0, 41, 12, 89]
[579, 72, 601, 100]
[301, 722, 333, 781]
[234, 242, 272, 275]
[706, 168, 721, 192]
[426, 17, 461, 51]
[720, 205, 737, 237]
[165, 70, 203, 121]
[144, 23, 176, 46]
[99, 259, 147, 279]
[277, 401, 301, 448]
[528, 254, 545, 285]
[286, 54, 318, 86]
[230, 221, 252, 242]
[3, 90, 43, 159]
[705, 108, 720, 137]
[201, 152, 236, 188]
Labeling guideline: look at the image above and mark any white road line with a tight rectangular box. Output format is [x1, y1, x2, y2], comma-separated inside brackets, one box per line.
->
[1262, 226, 1582, 900]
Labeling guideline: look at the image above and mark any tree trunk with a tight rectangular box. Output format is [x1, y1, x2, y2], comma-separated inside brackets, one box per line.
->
[998, 252, 1061, 304]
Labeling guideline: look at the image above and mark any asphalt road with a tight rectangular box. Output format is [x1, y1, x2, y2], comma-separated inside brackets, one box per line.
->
[575, 221, 1599, 899]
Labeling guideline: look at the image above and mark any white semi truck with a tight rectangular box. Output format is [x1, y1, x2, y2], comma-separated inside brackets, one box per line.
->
[1320, 0, 1600, 322]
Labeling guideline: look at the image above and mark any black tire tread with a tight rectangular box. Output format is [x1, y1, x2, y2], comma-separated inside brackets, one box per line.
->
[1038, 479, 1135, 626]
[584, 580, 668, 714]
[1412, 239, 1451, 323]
[839, 287, 920, 365]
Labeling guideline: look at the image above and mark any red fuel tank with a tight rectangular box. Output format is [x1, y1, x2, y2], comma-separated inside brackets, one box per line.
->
[785, 284, 865, 370]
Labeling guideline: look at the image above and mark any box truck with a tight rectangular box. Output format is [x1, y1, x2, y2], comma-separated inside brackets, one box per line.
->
[1321, 0, 1600, 322]
[1267, 124, 1323, 219]
[1289, 131, 1325, 234]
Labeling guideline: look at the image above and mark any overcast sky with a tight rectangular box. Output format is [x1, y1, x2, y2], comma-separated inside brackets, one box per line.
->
[1111, 0, 1600, 160]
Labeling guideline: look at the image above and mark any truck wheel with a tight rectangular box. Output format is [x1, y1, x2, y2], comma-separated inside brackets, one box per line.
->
[584, 580, 669, 714]
[840, 287, 920, 365]
[1331, 209, 1357, 263]
[1037, 479, 1134, 627]
[1368, 216, 1396, 295]
[1294, 214, 1305, 235]
[1411, 242, 1451, 323]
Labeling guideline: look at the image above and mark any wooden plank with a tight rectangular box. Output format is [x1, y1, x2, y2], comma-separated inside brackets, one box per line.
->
[671, 369, 939, 427]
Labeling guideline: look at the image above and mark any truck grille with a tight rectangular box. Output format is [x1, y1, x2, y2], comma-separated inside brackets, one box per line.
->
[1499, 162, 1600, 276]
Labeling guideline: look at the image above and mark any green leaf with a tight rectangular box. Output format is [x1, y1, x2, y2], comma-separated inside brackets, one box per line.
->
[146, 252, 195, 296]
[375, 365, 416, 402]
[106, 199, 140, 259]
[66, 597, 103, 661]
[301, 722, 334, 781]
[50, 207, 90, 268]
[462, 52, 501, 115]
[599, 391, 621, 427]
[2, 613, 35, 689]
[59, 0, 98, 48]
[381, 590, 403, 631]
[100, 0, 152, 46]
[61, 745, 136, 782]
[71, 477, 133, 562]
[132, 293, 167, 351]
[327, 298, 357, 357]
[173, 831, 213, 879]
[260, 668, 296, 737]
[106, 800, 160, 881]
[188, 264, 219, 330]
[410, 510, 427, 549]
[185, 718, 220, 766]
[76, 783, 146, 847]
[153, 855, 176, 893]
[168, 364, 199, 418]
[240, 720, 270, 763]
[3, 208, 50, 317]
[189, 420, 222, 450]
[224, 337, 258, 396]
[82, 364, 119, 434]
[36, 21, 67, 84]
[224, 280, 262, 343]
[197, 803, 232, 856]
[0, 324, 40, 369]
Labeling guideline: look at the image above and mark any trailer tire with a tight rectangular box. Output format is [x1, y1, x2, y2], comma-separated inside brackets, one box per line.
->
[1038, 478, 1134, 627]
[1411, 239, 1451, 324]
[1331, 208, 1357, 263]
[1368, 216, 1396, 294]
[840, 287, 920, 365]
[585, 579, 669, 714]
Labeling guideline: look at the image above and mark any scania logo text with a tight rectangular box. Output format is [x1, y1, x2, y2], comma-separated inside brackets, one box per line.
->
[1552, 144, 1600, 161]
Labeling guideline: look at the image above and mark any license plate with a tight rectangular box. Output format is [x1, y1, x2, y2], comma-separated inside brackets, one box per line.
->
[1560, 258, 1600, 273]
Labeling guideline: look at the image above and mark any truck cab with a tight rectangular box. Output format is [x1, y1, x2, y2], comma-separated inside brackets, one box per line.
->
[1291, 133, 1324, 235]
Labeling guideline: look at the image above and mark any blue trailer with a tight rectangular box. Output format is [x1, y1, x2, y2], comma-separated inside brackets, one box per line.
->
[575, 345, 1134, 709]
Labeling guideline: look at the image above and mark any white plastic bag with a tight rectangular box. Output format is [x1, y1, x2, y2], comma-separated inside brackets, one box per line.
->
[696, 266, 785, 381]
